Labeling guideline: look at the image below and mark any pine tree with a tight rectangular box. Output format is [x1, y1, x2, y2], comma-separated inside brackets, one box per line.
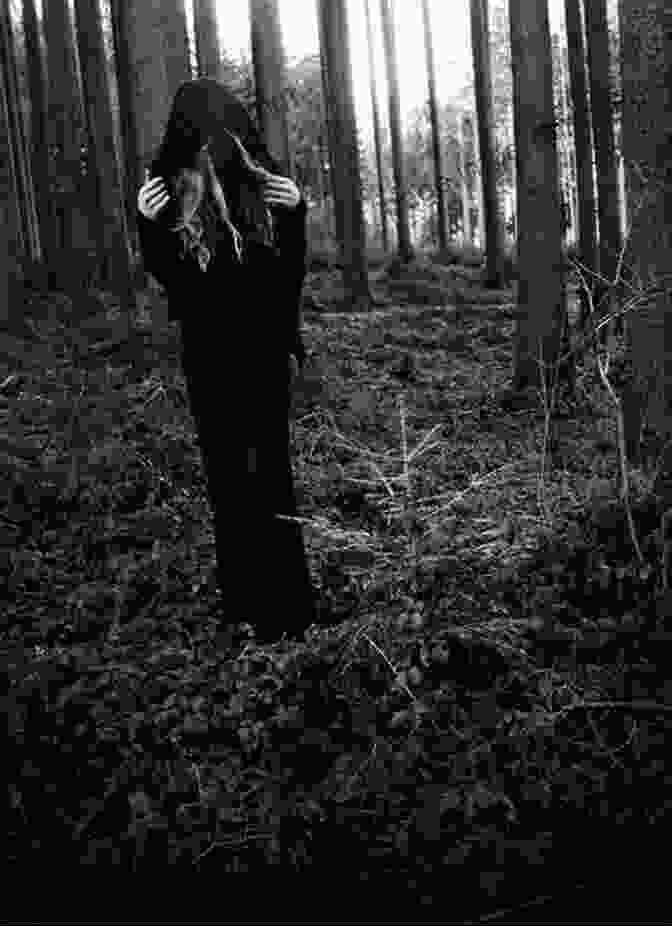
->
[316, 0, 371, 310]
[509, 0, 572, 395]
[250, 0, 291, 175]
[73, 0, 132, 300]
[469, 0, 505, 286]
[379, 0, 413, 261]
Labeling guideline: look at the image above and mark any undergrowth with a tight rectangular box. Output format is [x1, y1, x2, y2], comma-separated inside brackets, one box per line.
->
[2, 261, 671, 919]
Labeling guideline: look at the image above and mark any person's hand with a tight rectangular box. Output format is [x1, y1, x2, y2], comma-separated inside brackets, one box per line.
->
[138, 170, 171, 220]
[289, 352, 299, 386]
[262, 174, 301, 210]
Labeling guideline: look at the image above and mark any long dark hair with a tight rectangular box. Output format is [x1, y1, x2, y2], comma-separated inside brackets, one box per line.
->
[151, 78, 281, 249]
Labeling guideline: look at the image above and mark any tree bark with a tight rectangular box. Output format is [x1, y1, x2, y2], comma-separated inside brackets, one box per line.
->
[0, 8, 21, 320]
[250, 0, 291, 176]
[1, 0, 40, 267]
[618, 0, 672, 479]
[316, 0, 371, 310]
[122, 1, 171, 188]
[509, 0, 571, 395]
[161, 0, 191, 101]
[564, 0, 598, 329]
[470, 0, 505, 286]
[74, 0, 133, 301]
[22, 0, 53, 269]
[44, 0, 91, 289]
[584, 0, 622, 338]
[317, 18, 344, 247]
[458, 114, 472, 245]
[421, 0, 448, 252]
[194, 0, 221, 79]
[364, 0, 388, 252]
[379, 0, 413, 262]
[109, 0, 139, 251]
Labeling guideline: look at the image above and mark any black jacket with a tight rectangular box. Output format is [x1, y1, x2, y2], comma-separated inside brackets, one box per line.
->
[137, 197, 309, 367]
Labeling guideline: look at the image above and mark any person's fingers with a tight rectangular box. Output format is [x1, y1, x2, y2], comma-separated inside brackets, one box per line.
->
[147, 187, 169, 205]
[264, 193, 298, 207]
[144, 189, 169, 212]
[152, 195, 170, 214]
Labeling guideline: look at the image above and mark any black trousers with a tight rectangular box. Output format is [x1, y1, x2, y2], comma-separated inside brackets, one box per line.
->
[179, 312, 316, 634]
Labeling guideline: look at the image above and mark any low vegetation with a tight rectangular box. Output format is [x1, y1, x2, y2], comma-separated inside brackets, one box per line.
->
[3, 251, 670, 918]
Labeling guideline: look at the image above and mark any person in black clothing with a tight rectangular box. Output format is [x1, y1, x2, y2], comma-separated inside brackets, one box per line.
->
[136, 78, 317, 644]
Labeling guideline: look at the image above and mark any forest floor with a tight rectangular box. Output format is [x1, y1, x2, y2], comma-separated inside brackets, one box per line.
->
[2, 253, 672, 921]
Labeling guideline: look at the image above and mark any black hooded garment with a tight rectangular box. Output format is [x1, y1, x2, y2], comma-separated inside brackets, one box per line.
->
[137, 79, 316, 639]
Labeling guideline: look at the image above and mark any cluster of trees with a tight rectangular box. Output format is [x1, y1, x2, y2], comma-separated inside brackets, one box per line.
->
[0, 0, 670, 474]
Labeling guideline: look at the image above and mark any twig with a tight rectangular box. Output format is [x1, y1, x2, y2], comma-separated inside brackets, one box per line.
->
[193, 831, 271, 866]
[362, 632, 415, 703]
[575, 265, 645, 563]
[399, 395, 411, 498]
[554, 699, 672, 719]
[595, 348, 644, 563]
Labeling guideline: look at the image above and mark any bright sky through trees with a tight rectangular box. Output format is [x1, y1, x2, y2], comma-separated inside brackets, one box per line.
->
[216, 0, 567, 141]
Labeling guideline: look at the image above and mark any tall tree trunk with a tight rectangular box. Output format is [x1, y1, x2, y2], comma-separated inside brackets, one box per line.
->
[1, 0, 40, 267]
[584, 0, 622, 338]
[317, 22, 344, 247]
[421, 0, 448, 252]
[564, 0, 598, 330]
[364, 0, 388, 252]
[74, 0, 132, 302]
[161, 0, 191, 101]
[509, 0, 571, 395]
[618, 0, 672, 482]
[316, 0, 371, 310]
[250, 0, 291, 176]
[122, 1, 171, 193]
[379, 0, 413, 262]
[470, 0, 505, 286]
[109, 0, 139, 252]
[194, 0, 221, 79]
[458, 114, 472, 245]
[44, 0, 90, 290]
[0, 7, 21, 321]
[0, 197, 7, 325]
[23, 0, 53, 270]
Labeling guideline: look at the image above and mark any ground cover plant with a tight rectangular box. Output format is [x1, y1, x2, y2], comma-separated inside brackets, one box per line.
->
[2, 255, 672, 920]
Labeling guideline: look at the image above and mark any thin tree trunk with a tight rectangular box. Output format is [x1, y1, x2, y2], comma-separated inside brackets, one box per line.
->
[584, 0, 622, 338]
[458, 114, 472, 245]
[364, 0, 388, 252]
[122, 1, 171, 190]
[250, 0, 291, 176]
[618, 0, 672, 475]
[110, 0, 139, 252]
[0, 197, 7, 325]
[379, 0, 413, 262]
[1, 0, 40, 266]
[316, 0, 371, 310]
[317, 23, 344, 247]
[23, 0, 53, 269]
[74, 0, 132, 302]
[161, 0, 191, 101]
[0, 8, 21, 319]
[421, 0, 448, 252]
[564, 0, 598, 330]
[509, 0, 572, 395]
[44, 0, 90, 289]
[194, 0, 221, 79]
[470, 0, 505, 285]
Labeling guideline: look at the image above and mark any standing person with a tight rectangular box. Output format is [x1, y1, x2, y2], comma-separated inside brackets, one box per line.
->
[136, 78, 317, 645]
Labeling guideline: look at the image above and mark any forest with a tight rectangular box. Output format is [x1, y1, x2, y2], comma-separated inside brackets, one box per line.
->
[2, 0, 672, 920]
